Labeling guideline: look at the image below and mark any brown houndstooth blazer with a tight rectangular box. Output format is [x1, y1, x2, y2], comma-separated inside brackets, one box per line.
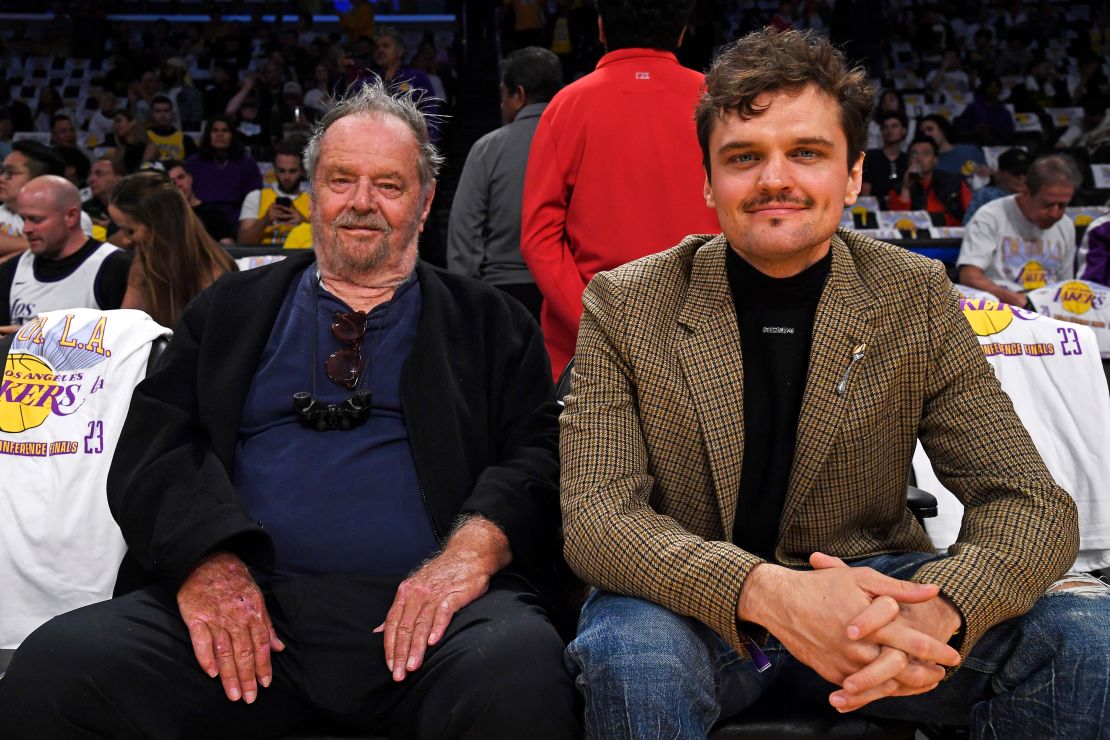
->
[560, 228, 1079, 660]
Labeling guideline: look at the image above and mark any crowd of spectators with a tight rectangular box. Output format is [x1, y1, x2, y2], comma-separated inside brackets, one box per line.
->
[0, 0, 1107, 307]
[0, 5, 458, 250]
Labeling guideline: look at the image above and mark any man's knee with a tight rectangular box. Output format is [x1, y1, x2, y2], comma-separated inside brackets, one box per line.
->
[1039, 574, 1110, 657]
[0, 608, 119, 735]
[416, 592, 576, 738]
[449, 594, 571, 697]
[567, 591, 717, 691]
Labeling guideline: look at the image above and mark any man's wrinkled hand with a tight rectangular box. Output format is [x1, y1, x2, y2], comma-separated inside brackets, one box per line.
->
[177, 551, 285, 704]
[373, 517, 510, 682]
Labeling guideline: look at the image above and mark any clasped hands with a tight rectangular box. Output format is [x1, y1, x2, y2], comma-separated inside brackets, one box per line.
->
[176, 519, 510, 703]
[738, 552, 963, 713]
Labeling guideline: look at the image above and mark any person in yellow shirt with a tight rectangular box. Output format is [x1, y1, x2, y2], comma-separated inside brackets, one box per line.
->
[146, 96, 197, 161]
[237, 139, 310, 246]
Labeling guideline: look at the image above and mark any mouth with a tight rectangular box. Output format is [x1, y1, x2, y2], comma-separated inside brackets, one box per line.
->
[748, 206, 807, 216]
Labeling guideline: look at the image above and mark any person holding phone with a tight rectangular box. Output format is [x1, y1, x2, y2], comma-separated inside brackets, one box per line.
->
[238, 138, 310, 246]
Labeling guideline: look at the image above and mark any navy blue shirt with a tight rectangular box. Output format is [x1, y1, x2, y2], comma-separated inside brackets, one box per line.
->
[233, 266, 440, 577]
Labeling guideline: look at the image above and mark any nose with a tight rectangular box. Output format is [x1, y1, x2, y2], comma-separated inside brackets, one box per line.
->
[756, 153, 791, 193]
[350, 177, 377, 213]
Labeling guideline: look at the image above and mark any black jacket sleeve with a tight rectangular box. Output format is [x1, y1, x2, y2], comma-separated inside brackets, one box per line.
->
[106, 286, 273, 588]
[457, 308, 561, 587]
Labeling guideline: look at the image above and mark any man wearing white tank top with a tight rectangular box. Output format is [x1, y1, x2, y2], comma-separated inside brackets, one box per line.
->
[0, 177, 130, 335]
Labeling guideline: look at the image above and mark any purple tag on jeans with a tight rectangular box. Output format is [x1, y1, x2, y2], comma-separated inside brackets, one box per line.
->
[742, 634, 772, 673]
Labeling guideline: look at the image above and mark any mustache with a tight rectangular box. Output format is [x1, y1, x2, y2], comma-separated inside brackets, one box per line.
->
[332, 211, 391, 232]
[743, 194, 815, 209]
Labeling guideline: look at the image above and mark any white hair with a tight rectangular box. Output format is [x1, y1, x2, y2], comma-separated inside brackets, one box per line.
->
[303, 78, 444, 194]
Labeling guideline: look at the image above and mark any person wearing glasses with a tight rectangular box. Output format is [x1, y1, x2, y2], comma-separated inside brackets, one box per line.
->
[0, 141, 94, 259]
[0, 80, 576, 740]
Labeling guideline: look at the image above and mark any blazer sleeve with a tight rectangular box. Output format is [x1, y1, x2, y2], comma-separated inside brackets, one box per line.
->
[910, 262, 1078, 659]
[106, 285, 273, 588]
[560, 271, 765, 655]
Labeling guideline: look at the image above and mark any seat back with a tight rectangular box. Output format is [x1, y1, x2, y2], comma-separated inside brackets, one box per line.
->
[0, 309, 170, 651]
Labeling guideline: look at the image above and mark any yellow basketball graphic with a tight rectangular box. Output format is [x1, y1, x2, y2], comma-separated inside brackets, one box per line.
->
[0, 353, 57, 433]
[961, 299, 1015, 336]
[851, 204, 870, 226]
[1058, 280, 1094, 314]
[1019, 260, 1047, 290]
[1074, 214, 1093, 227]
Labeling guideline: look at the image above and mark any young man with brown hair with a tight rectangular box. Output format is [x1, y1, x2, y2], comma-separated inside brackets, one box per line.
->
[561, 28, 1107, 738]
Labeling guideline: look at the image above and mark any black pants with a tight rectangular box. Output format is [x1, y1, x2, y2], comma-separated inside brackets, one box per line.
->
[0, 573, 577, 740]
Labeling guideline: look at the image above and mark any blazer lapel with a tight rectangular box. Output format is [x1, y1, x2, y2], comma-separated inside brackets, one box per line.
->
[676, 236, 746, 537]
[779, 232, 874, 531]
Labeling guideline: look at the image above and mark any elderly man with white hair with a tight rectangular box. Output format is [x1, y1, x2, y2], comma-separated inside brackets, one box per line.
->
[0, 81, 576, 740]
[0, 175, 130, 334]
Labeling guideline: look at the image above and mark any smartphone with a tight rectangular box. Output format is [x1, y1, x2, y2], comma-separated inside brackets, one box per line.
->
[275, 197, 293, 207]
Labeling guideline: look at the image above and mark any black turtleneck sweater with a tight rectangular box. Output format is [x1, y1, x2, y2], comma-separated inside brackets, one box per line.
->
[726, 246, 831, 559]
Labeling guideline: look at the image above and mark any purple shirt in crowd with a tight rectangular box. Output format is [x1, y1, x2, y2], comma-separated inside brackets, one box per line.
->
[185, 154, 264, 229]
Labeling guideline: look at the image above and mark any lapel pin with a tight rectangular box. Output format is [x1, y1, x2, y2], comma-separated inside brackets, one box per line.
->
[836, 343, 867, 395]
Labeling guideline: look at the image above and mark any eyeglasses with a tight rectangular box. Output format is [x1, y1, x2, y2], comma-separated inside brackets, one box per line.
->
[325, 310, 368, 389]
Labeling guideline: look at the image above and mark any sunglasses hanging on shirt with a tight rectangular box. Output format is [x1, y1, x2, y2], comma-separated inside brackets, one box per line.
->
[293, 277, 382, 431]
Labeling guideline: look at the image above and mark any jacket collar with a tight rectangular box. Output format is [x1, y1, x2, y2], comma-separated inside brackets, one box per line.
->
[595, 48, 678, 70]
[514, 102, 548, 122]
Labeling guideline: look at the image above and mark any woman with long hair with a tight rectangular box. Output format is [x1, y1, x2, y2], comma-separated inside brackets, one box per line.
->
[185, 113, 263, 226]
[108, 171, 237, 328]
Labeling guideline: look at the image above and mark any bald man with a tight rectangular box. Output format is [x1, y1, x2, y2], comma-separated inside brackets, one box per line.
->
[0, 176, 131, 334]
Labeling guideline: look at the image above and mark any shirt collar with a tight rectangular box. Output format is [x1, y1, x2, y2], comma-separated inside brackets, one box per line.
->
[514, 102, 548, 121]
[595, 48, 679, 70]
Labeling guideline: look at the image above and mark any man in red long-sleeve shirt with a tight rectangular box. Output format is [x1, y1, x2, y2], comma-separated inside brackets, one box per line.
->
[886, 135, 970, 227]
[521, 0, 720, 378]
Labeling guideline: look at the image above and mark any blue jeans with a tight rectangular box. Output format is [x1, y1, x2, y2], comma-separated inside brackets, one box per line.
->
[565, 552, 1110, 739]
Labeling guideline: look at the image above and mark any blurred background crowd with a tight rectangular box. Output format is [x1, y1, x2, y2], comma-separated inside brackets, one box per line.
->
[0, 0, 1107, 258]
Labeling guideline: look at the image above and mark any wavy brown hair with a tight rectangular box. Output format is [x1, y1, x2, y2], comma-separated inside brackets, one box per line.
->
[696, 28, 875, 177]
[110, 171, 236, 327]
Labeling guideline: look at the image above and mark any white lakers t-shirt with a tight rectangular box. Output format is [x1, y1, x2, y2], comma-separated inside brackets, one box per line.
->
[0, 309, 170, 648]
[1029, 280, 1110, 358]
[958, 194, 1076, 293]
[915, 299, 1110, 573]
